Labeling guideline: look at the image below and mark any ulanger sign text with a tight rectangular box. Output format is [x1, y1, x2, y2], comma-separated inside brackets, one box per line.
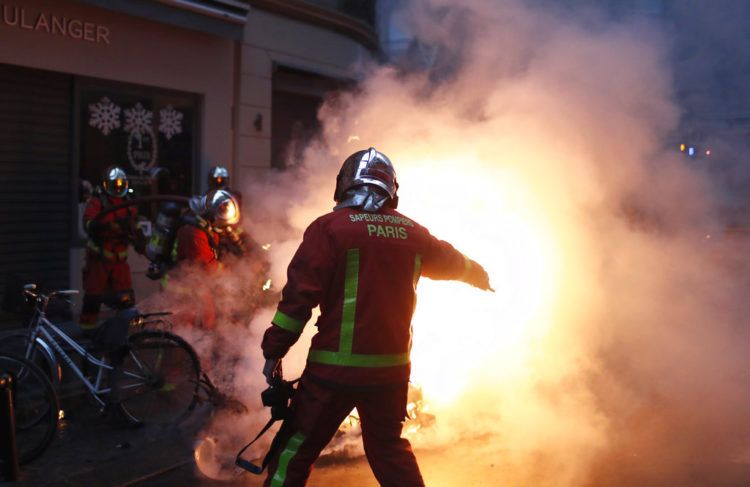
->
[1, 4, 110, 44]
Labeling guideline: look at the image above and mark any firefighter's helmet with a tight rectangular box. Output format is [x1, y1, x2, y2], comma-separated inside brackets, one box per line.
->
[102, 166, 129, 198]
[208, 165, 230, 190]
[334, 148, 398, 208]
[191, 189, 240, 229]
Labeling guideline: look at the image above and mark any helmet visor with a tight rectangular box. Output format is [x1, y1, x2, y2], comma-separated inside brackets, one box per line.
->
[105, 173, 128, 197]
[216, 198, 240, 226]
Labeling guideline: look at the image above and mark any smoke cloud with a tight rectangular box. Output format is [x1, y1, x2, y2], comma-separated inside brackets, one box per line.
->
[151, 0, 750, 484]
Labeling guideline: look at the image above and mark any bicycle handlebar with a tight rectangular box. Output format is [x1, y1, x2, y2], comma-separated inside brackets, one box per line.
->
[23, 284, 79, 310]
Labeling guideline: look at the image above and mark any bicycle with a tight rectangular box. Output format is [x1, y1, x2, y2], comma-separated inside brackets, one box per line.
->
[0, 284, 202, 434]
[0, 352, 59, 464]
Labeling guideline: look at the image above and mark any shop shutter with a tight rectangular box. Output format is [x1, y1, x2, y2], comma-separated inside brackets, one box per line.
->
[0, 64, 72, 306]
[271, 66, 351, 169]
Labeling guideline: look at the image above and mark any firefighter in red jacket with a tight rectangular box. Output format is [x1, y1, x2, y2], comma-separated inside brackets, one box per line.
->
[168, 189, 241, 329]
[260, 148, 492, 486]
[207, 164, 250, 258]
[81, 166, 138, 332]
[173, 188, 240, 270]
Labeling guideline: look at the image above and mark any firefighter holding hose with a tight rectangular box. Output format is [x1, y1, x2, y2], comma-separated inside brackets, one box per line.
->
[173, 188, 240, 270]
[161, 189, 241, 330]
[206, 164, 251, 259]
[260, 148, 492, 486]
[81, 166, 139, 334]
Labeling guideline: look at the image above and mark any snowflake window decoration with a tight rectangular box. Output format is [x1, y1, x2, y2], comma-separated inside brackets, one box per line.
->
[124, 102, 153, 135]
[159, 105, 184, 140]
[88, 97, 121, 135]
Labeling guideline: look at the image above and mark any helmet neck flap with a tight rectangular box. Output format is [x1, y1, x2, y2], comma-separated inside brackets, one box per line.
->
[334, 185, 391, 213]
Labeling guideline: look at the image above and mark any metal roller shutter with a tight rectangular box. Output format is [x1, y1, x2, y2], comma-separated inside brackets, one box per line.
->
[0, 63, 72, 306]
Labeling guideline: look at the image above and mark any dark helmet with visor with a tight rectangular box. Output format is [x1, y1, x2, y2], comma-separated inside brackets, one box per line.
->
[102, 166, 129, 198]
[334, 148, 399, 208]
[208, 165, 230, 190]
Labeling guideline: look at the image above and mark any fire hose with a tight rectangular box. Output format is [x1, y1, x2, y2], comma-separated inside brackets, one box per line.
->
[92, 195, 191, 222]
[89, 195, 192, 276]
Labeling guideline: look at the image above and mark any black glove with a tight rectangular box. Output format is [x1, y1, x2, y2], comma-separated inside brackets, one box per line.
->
[263, 358, 282, 385]
[466, 259, 493, 291]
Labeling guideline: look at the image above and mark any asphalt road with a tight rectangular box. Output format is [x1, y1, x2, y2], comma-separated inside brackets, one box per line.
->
[10, 395, 750, 487]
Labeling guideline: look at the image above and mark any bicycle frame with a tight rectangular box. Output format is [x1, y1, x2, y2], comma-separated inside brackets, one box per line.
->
[11, 285, 207, 429]
[24, 310, 113, 409]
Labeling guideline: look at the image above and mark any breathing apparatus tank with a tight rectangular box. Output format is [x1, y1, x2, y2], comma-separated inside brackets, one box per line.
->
[145, 202, 181, 279]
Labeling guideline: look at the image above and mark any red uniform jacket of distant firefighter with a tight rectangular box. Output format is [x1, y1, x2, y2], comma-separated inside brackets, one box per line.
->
[262, 206, 474, 386]
[174, 224, 220, 270]
[83, 193, 136, 260]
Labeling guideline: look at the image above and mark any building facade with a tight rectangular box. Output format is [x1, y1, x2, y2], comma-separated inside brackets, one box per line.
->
[0, 0, 377, 313]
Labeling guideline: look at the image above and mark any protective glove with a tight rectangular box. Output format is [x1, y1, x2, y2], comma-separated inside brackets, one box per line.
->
[466, 259, 494, 292]
[263, 358, 282, 385]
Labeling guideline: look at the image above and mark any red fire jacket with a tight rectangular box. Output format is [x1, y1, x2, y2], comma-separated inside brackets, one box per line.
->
[262, 206, 480, 386]
[174, 224, 220, 270]
[83, 192, 137, 261]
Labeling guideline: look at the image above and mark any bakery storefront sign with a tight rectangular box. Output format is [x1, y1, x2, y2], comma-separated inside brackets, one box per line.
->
[1, 3, 110, 44]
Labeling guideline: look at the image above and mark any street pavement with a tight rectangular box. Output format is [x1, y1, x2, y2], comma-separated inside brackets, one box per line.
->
[5, 323, 750, 486]
[5, 374, 502, 487]
[9, 385, 750, 486]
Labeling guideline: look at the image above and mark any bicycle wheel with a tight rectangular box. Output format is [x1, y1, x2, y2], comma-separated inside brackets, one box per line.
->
[0, 331, 59, 386]
[110, 330, 200, 425]
[0, 354, 59, 464]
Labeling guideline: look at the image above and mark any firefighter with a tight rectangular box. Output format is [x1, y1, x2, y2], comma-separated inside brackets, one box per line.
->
[167, 189, 241, 329]
[207, 164, 249, 258]
[260, 148, 492, 486]
[173, 188, 240, 268]
[81, 166, 138, 333]
[207, 165, 230, 191]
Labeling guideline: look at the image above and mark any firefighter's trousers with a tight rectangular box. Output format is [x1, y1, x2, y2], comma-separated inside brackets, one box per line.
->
[81, 255, 134, 329]
[264, 374, 425, 487]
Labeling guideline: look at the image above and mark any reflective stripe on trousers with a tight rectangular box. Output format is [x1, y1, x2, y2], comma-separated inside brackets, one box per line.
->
[269, 432, 306, 487]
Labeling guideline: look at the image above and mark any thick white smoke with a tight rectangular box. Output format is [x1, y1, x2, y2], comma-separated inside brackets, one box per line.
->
[157, 1, 750, 484]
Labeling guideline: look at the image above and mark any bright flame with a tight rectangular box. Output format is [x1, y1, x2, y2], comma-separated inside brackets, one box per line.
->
[262, 279, 273, 291]
[400, 155, 561, 406]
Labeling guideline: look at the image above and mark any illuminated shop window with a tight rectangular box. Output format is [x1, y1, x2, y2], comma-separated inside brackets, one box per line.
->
[78, 81, 200, 211]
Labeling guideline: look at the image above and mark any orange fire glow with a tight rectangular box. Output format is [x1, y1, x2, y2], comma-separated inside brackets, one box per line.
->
[398, 154, 562, 407]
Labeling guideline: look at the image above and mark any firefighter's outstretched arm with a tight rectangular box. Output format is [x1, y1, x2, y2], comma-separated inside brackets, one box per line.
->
[462, 258, 493, 291]
[422, 230, 494, 291]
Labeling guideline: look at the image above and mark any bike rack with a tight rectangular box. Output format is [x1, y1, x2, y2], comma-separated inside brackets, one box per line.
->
[0, 370, 19, 481]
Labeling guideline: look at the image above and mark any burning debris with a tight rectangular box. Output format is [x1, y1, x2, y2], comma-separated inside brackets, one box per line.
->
[321, 383, 436, 460]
